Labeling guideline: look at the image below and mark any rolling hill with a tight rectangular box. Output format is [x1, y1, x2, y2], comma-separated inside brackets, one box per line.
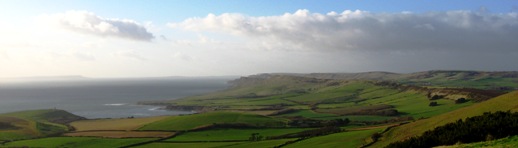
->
[1, 70, 517, 147]
[279, 70, 518, 90]
[371, 90, 518, 147]
[141, 72, 504, 121]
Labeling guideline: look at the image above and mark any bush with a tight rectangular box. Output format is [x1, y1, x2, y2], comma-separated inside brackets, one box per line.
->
[430, 95, 443, 100]
[429, 102, 438, 106]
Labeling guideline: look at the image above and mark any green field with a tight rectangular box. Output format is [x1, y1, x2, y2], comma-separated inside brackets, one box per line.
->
[139, 112, 287, 131]
[283, 82, 371, 104]
[167, 128, 311, 141]
[3, 137, 155, 148]
[285, 128, 382, 148]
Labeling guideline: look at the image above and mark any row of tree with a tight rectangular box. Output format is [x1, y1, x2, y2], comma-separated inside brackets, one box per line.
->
[387, 111, 518, 148]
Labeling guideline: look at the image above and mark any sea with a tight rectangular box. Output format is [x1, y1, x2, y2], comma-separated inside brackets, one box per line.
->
[0, 77, 236, 119]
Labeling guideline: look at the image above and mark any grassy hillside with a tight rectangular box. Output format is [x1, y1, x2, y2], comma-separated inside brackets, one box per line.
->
[0, 109, 84, 142]
[2, 109, 84, 124]
[438, 135, 518, 148]
[282, 71, 518, 90]
[139, 112, 287, 131]
[372, 91, 518, 147]
[3, 137, 155, 148]
[398, 71, 518, 89]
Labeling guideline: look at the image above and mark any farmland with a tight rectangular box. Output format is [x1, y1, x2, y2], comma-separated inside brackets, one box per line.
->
[139, 112, 287, 131]
[1, 71, 517, 147]
[166, 128, 311, 141]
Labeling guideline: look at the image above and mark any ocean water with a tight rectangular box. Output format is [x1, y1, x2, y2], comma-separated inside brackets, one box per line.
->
[0, 77, 235, 119]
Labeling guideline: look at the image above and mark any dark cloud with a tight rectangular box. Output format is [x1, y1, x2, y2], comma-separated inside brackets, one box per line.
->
[172, 9, 518, 52]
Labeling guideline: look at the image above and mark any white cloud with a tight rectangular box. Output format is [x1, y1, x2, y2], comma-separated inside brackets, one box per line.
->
[40, 11, 154, 41]
[171, 9, 518, 52]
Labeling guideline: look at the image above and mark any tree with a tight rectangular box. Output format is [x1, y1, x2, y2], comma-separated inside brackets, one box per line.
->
[455, 98, 467, 104]
[249, 133, 263, 141]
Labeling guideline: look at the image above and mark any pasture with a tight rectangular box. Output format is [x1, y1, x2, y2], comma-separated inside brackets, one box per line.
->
[139, 112, 287, 131]
[166, 128, 311, 141]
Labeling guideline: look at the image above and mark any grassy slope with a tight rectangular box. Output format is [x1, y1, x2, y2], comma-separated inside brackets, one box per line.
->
[3, 137, 155, 148]
[372, 91, 518, 147]
[168, 75, 326, 106]
[0, 109, 84, 141]
[398, 71, 518, 89]
[293, 71, 518, 89]
[139, 112, 287, 131]
[0, 116, 37, 141]
[284, 82, 371, 104]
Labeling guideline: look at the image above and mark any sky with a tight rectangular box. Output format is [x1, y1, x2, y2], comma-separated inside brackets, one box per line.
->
[0, 0, 517, 78]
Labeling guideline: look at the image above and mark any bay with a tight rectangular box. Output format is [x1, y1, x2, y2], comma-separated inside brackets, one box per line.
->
[0, 77, 235, 119]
